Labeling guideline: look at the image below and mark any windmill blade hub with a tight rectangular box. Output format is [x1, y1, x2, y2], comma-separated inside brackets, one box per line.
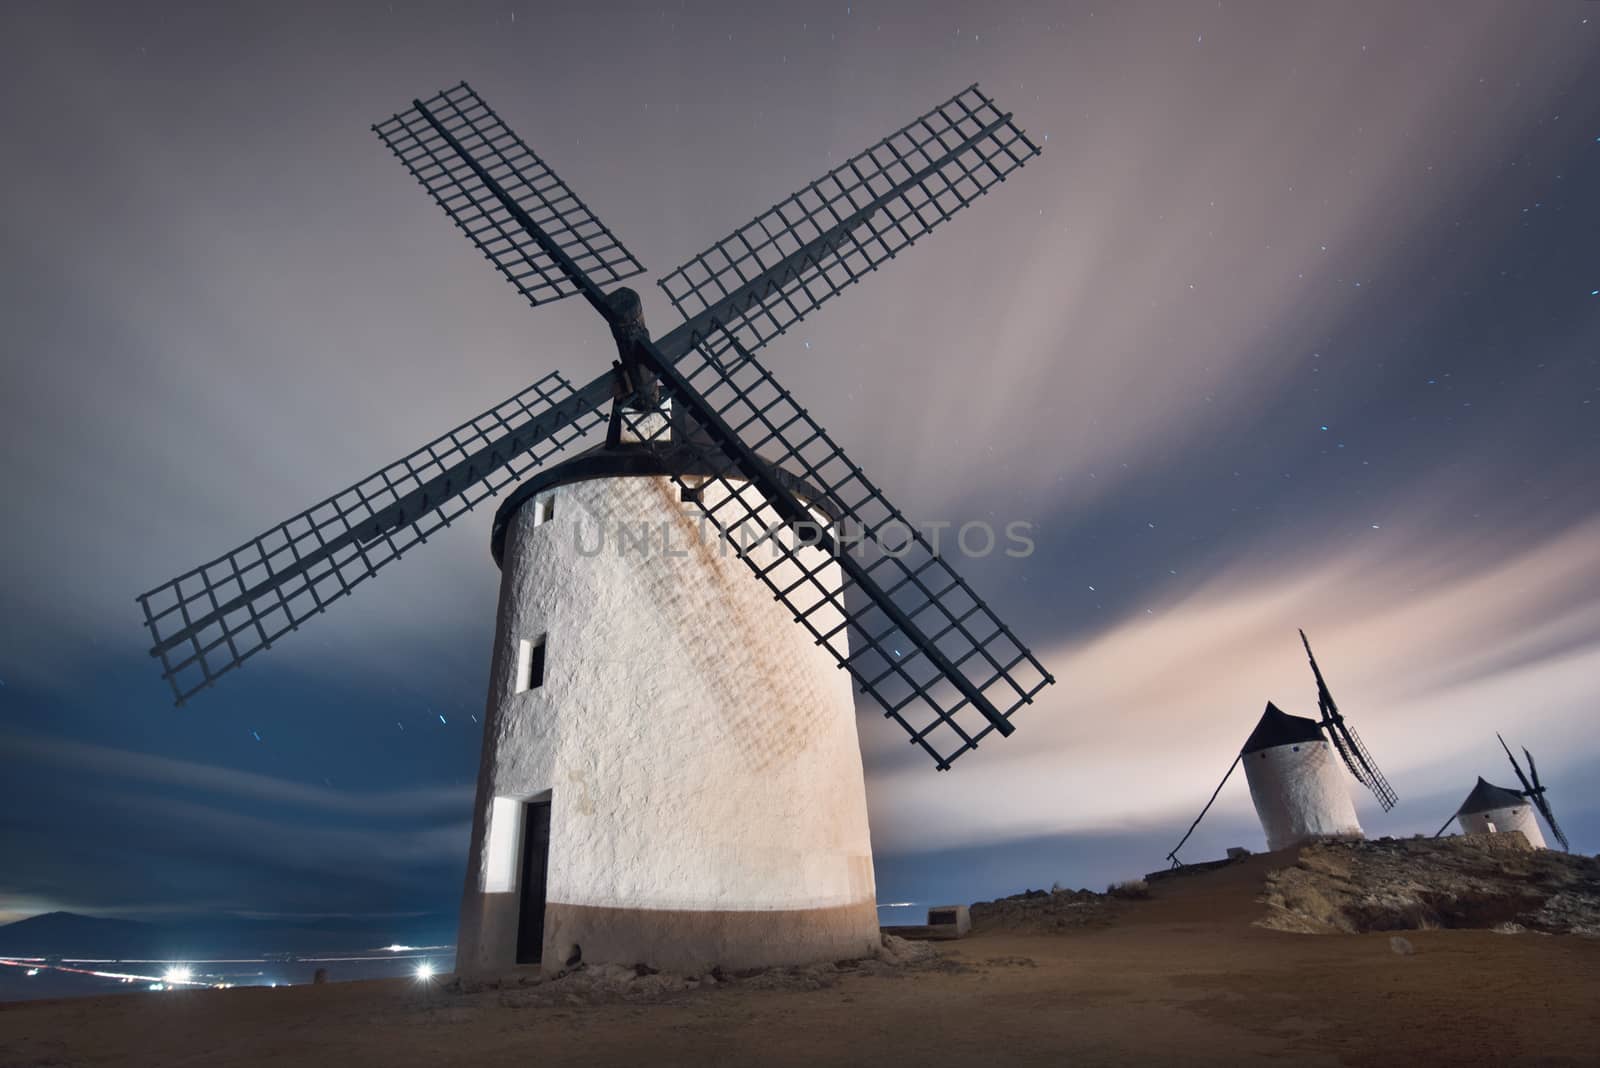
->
[606, 286, 648, 336]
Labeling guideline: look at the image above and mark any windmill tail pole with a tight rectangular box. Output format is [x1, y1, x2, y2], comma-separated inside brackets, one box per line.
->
[1166, 752, 1243, 867]
[1433, 814, 1457, 839]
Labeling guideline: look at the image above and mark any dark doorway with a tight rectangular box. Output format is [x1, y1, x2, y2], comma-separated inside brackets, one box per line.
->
[515, 800, 551, 965]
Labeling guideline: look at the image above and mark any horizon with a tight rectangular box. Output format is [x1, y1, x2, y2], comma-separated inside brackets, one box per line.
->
[3, 0, 1598, 941]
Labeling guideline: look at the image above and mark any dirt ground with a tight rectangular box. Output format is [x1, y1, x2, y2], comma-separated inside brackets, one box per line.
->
[4, 853, 1598, 1067]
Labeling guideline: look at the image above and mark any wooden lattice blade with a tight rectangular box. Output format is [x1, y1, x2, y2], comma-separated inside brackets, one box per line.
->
[655, 84, 1040, 366]
[629, 335, 1054, 771]
[138, 370, 611, 704]
[1329, 718, 1398, 811]
[373, 82, 645, 314]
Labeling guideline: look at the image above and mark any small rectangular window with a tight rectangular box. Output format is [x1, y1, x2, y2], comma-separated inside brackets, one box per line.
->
[533, 497, 554, 526]
[516, 636, 546, 693]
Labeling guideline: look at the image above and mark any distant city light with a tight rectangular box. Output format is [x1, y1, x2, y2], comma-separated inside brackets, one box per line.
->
[164, 965, 192, 984]
[415, 962, 435, 981]
[25, 968, 39, 977]
[384, 944, 416, 953]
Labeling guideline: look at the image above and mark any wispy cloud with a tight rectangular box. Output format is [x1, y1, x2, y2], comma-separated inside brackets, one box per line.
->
[2, 733, 472, 816]
[863, 515, 1600, 855]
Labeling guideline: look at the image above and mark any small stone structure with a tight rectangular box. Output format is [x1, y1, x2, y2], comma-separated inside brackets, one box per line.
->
[924, 905, 971, 939]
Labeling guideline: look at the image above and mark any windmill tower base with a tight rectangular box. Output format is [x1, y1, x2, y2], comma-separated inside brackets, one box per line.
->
[1457, 808, 1546, 848]
[1243, 740, 1364, 851]
[455, 449, 880, 977]
[1454, 779, 1548, 849]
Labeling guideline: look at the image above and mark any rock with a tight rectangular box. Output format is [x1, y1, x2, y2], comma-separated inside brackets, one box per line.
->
[969, 885, 1120, 933]
[1390, 936, 1415, 955]
[628, 973, 688, 997]
[877, 934, 937, 966]
[584, 963, 640, 992]
[1258, 834, 1600, 935]
[1226, 847, 1252, 861]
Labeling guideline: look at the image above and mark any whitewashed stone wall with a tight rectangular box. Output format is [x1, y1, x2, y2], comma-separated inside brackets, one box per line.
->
[1458, 803, 1547, 848]
[456, 471, 879, 975]
[1243, 739, 1364, 851]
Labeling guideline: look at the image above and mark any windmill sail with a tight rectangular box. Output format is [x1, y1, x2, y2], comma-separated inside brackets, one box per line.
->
[138, 371, 611, 703]
[373, 83, 646, 310]
[1300, 630, 1398, 810]
[141, 78, 1056, 763]
[1499, 735, 1570, 851]
[654, 84, 1039, 366]
[639, 87, 1050, 768]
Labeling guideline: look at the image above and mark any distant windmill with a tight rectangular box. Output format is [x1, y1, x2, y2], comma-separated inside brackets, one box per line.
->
[1435, 736, 1569, 851]
[1166, 630, 1397, 863]
[137, 81, 1054, 974]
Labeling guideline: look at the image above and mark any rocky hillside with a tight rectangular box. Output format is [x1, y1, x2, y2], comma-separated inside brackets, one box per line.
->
[1259, 832, 1600, 935]
[968, 882, 1143, 933]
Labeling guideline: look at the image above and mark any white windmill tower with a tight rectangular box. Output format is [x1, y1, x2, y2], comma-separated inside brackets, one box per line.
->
[1166, 631, 1397, 862]
[1436, 736, 1569, 851]
[457, 429, 879, 974]
[1238, 701, 1364, 851]
[138, 82, 1054, 976]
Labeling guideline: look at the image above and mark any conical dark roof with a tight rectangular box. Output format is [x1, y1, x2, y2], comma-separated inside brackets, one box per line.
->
[1240, 701, 1326, 755]
[1456, 777, 1527, 815]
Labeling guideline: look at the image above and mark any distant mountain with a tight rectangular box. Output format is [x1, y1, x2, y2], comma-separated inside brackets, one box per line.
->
[0, 911, 166, 958]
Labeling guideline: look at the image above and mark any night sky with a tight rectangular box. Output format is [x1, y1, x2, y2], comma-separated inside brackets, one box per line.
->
[2, 1, 1597, 935]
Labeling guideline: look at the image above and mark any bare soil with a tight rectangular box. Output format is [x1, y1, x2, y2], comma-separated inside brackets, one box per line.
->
[4, 845, 1597, 1067]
